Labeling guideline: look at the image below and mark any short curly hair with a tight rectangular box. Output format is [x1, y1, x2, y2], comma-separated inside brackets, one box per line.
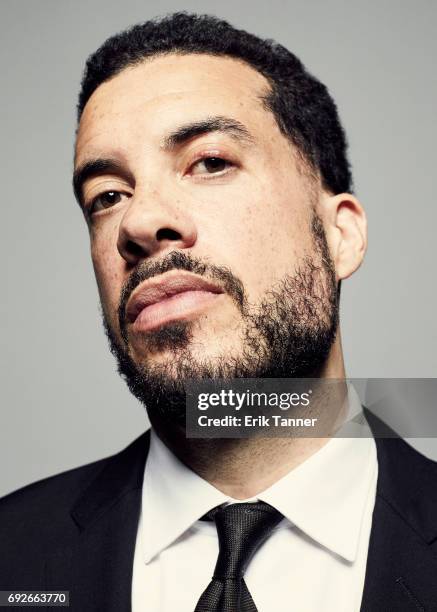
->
[78, 12, 353, 194]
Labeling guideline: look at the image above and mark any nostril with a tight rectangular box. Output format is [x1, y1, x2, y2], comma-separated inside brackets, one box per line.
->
[156, 228, 181, 241]
[126, 240, 146, 258]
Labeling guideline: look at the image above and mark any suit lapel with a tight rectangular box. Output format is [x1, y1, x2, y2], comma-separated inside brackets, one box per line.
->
[361, 412, 437, 611]
[360, 493, 437, 611]
[45, 431, 150, 612]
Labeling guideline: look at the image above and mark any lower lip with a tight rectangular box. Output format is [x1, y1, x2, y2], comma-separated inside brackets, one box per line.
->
[131, 290, 222, 332]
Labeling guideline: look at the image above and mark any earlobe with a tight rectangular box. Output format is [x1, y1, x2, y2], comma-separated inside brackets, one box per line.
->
[323, 193, 367, 281]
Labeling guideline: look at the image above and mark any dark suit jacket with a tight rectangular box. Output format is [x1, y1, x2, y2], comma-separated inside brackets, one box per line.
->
[1, 412, 437, 611]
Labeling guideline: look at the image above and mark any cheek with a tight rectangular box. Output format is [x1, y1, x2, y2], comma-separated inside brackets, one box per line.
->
[212, 189, 311, 302]
[90, 233, 124, 317]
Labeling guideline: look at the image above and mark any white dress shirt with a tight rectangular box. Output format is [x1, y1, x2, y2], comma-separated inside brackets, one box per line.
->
[132, 392, 378, 612]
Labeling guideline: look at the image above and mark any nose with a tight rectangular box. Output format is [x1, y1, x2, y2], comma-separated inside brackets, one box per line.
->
[117, 189, 197, 265]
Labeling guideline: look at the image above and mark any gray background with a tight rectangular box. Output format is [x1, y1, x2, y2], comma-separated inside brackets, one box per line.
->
[1, 0, 436, 497]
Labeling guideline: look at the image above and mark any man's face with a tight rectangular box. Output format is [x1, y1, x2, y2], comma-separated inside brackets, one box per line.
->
[74, 54, 338, 418]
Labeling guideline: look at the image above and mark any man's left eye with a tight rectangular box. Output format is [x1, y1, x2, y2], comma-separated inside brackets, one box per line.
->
[190, 157, 232, 176]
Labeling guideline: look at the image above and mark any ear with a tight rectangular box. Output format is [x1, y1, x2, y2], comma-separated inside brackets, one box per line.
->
[320, 193, 367, 280]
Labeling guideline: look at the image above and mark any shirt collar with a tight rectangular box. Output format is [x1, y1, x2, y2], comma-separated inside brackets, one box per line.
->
[141, 429, 229, 563]
[257, 433, 377, 562]
[141, 386, 377, 564]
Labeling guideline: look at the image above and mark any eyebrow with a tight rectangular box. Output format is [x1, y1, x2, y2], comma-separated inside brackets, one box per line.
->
[73, 116, 254, 206]
[162, 115, 255, 150]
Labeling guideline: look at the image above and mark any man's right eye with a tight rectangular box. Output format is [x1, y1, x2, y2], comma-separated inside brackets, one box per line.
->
[89, 191, 125, 214]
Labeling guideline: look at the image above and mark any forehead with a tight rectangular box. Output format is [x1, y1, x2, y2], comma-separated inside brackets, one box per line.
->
[75, 53, 275, 159]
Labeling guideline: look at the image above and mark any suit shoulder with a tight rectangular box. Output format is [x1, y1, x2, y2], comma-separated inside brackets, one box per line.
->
[0, 455, 114, 546]
[375, 436, 437, 540]
[0, 457, 108, 575]
[377, 435, 437, 474]
[0, 434, 145, 546]
[366, 407, 437, 480]
[0, 433, 148, 587]
[0, 455, 107, 514]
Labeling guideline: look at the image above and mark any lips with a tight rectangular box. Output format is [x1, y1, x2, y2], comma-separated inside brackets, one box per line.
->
[126, 272, 224, 325]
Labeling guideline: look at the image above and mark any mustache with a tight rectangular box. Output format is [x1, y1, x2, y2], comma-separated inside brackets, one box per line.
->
[118, 251, 246, 340]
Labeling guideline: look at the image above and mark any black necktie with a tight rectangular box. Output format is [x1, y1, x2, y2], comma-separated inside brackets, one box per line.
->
[194, 501, 283, 612]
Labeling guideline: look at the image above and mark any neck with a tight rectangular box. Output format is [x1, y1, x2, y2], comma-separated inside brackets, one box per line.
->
[152, 337, 347, 499]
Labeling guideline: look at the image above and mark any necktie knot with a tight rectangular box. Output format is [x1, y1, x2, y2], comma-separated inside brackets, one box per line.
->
[195, 502, 283, 611]
[205, 501, 283, 580]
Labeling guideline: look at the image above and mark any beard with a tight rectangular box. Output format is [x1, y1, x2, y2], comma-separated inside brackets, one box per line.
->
[101, 212, 339, 428]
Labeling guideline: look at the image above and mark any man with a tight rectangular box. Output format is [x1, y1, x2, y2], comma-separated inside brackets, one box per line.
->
[1, 12, 436, 612]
